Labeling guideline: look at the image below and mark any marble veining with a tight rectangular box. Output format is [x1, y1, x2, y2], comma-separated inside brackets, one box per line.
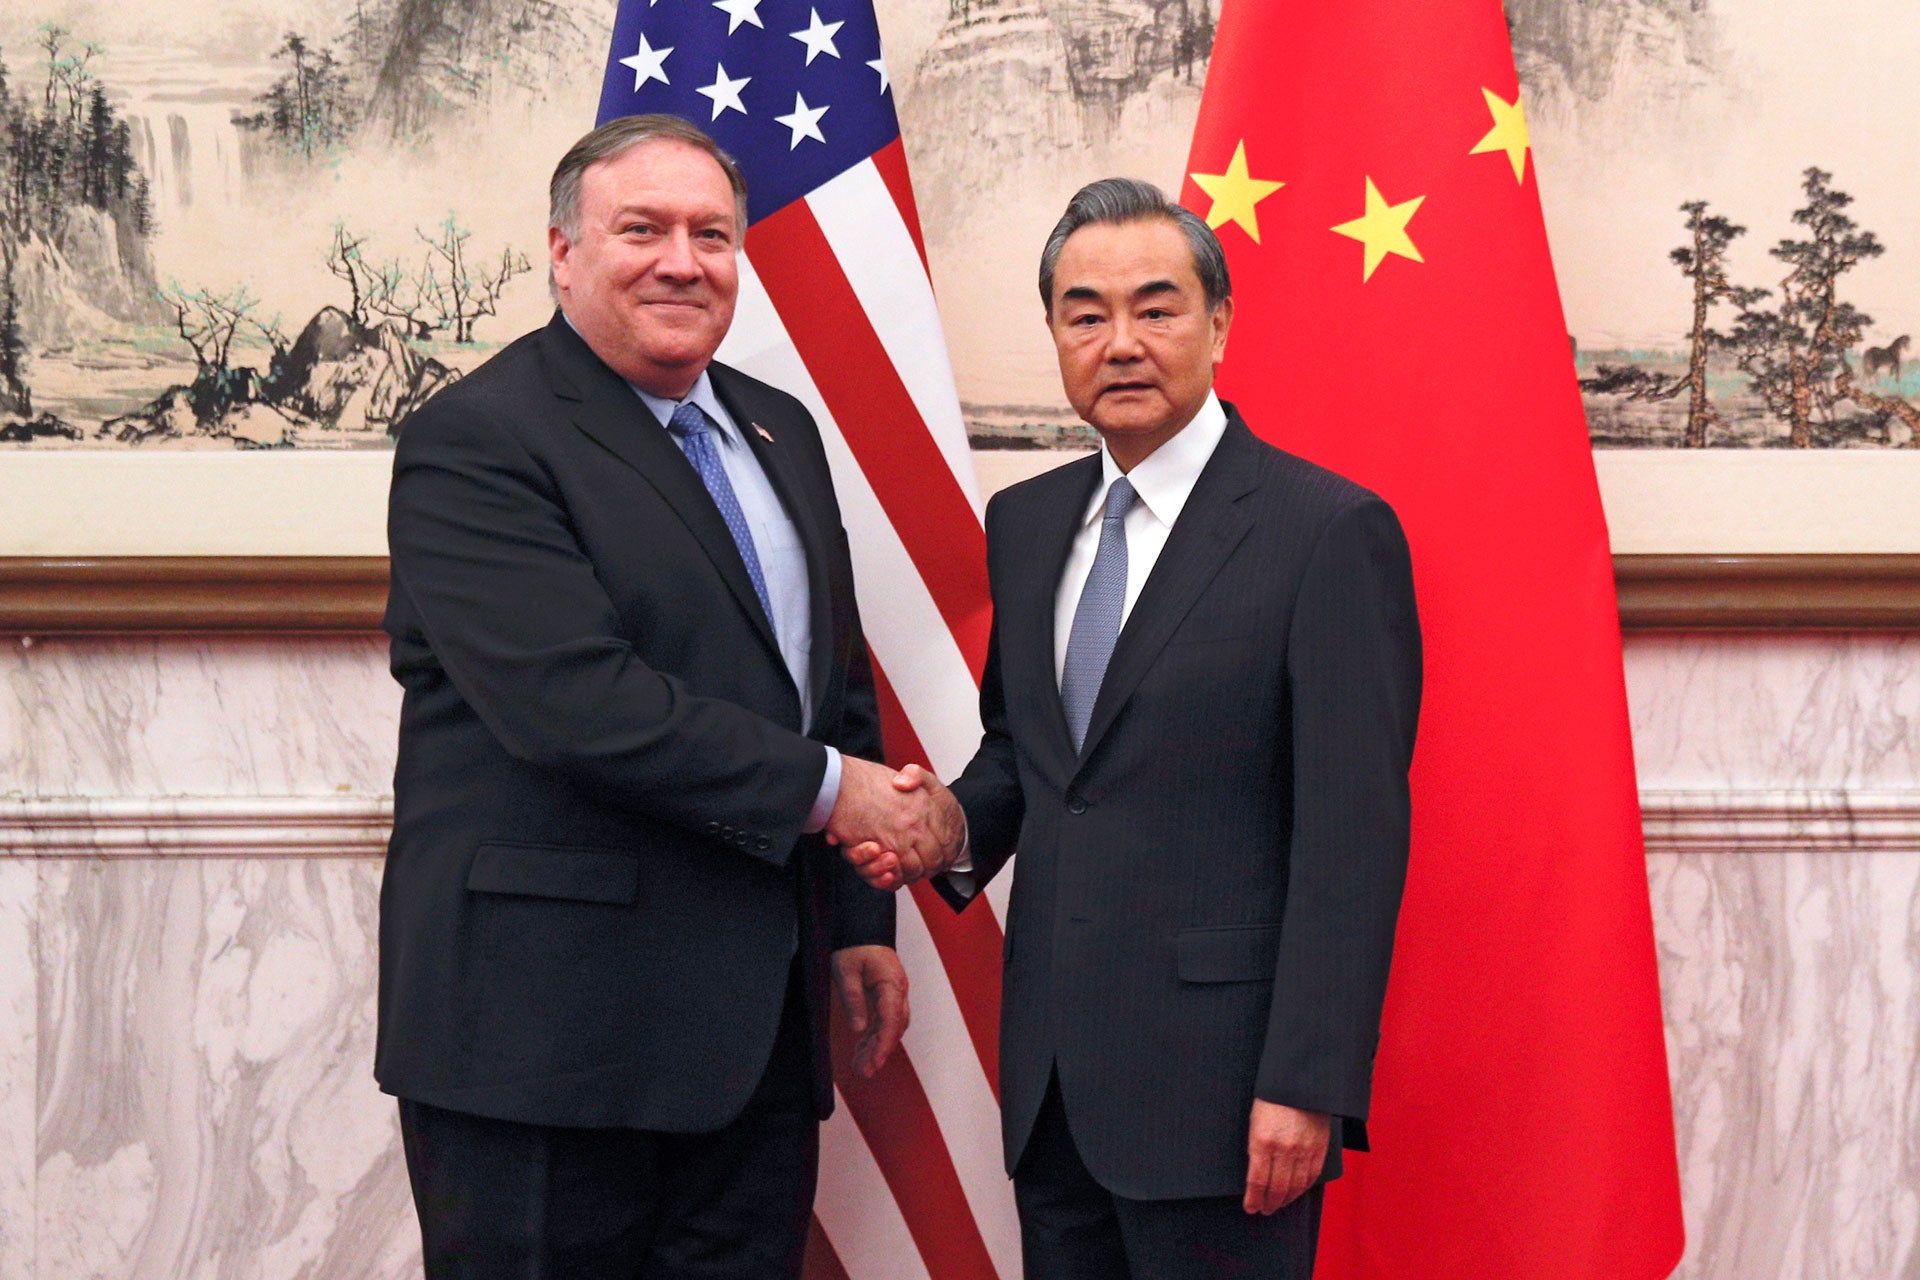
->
[1623, 633, 1920, 794]
[30, 857, 416, 1280]
[1651, 849, 1920, 1280]
[1, 635, 397, 799]
[0, 861, 33, 1280]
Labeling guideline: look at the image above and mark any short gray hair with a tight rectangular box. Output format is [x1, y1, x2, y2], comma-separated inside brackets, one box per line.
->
[1038, 178, 1231, 313]
[549, 114, 750, 241]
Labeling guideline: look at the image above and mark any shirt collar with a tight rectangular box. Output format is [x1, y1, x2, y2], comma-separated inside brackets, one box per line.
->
[630, 370, 735, 445]
[1085, 391, 1228, 530]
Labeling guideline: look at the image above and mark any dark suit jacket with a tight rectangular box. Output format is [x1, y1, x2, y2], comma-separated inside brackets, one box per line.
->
[943, 409, 1422, 1201]
[377, 312, 892, 1133]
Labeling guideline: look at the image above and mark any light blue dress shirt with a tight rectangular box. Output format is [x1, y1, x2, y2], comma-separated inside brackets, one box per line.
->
[631, 374, 841, 832]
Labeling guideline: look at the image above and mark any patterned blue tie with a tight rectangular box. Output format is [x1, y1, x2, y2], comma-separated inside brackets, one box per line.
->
[667, 400, 774, 622]
[1060, 476, 1136, 753]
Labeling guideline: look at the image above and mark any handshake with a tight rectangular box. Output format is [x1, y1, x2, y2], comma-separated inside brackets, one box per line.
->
[824, 758, 966, 891]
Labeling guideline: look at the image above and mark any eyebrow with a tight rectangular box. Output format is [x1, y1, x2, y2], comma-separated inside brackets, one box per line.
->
[607, 202, 733, 225]
[1059, 278, 1183, 304]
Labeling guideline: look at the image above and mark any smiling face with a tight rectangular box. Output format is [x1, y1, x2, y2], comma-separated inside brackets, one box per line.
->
[549, 138, 740, 398]
[1046, 216, 1233, 471]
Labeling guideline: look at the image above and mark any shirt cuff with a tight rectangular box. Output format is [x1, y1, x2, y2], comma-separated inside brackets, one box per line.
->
[942, 814, 977, 896]
[805, 746, 842, 834]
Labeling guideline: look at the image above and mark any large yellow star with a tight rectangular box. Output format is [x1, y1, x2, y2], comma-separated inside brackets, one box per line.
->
[1330, 177, 1425, 282]
[1470, 87, 1530, 183]
[1189, 141, 1285, 243]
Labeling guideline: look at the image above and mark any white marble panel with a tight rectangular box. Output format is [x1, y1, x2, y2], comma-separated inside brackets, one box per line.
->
[1623, 633, 1920, 793]
[1652, 849, 1920, 1280]
[0, 635, 397, 798]
[33, 856, 417, 1280]
[0, 862, 34, 1280]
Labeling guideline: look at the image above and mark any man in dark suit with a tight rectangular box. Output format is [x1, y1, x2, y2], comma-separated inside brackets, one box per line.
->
[379, 114, 959, 1279]
[853, 178, 1422, 1277]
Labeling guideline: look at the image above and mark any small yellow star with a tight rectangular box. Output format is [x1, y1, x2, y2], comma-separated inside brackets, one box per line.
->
[1470, 87, 1530, 183]
[1330, 177, 1425, 282]
[1189, 141, 1285, 244]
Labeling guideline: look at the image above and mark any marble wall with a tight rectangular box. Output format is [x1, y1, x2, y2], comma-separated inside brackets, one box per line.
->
[0, 630, 1916, 1277]
[1628, 634, 1920, 1280]
[0, 636, 416, 1280]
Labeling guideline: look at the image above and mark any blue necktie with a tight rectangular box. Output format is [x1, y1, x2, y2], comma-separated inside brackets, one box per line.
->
[1061, 476, 1136, 753]
[668, 400, 774, 622]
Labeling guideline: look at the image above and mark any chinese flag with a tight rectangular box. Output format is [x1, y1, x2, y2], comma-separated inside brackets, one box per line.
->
[1183, 3, 1684, 1277]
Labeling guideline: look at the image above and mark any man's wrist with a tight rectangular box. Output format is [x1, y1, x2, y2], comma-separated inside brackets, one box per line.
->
[948, 812, 973, 873]
[940, 811, 977, 895]
[805, 746, 842, 833]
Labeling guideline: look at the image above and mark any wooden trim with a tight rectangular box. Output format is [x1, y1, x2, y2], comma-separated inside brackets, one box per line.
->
[0, 554, 1916, 634]
[1614, 554, 1920, 630]
[0, 557, 389, 633]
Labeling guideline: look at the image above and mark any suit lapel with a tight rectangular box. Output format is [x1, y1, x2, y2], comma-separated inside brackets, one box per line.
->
[1074, 419, 1261, 769]
[1015, 454, 1102, 781]
[541, 317, 786, 667]
[711, 364, 834, 720]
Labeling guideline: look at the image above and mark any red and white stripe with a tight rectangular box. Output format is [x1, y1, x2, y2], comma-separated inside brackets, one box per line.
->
[716, 138, 1019, 1280]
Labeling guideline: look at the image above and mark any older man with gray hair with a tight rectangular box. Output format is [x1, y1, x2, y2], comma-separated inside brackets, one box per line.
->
[378, 113, 960, 1279]
[855, 176, 1423, 1278]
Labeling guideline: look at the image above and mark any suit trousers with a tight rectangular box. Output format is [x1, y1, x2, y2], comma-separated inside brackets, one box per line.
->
[1014, 1073, 1323, 1280]
[398, 963, 819, 1280]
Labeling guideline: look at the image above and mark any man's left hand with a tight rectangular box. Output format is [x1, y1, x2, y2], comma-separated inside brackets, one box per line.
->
[1243, 1101, 1329, 1215]
[831, 945, 909, 1078]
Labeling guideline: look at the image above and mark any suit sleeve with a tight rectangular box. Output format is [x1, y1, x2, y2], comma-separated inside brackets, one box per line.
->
[1257, 495, 1423, 1131]
[387, 395, 827, 865]
[824, 573, 896, 950]
[939, 493, 1025, 913]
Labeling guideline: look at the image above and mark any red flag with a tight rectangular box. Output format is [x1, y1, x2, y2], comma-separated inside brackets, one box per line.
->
[1182, 3, 1683, 1276]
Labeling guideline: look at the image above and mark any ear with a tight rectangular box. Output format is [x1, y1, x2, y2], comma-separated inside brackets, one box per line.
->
[1210, 295, 1234, 365]
[548, 226, 573, 294]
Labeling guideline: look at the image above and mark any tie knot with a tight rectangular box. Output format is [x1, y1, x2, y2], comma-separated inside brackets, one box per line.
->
[1103, 476, 1136, 522]
[668, 400, 711, 439]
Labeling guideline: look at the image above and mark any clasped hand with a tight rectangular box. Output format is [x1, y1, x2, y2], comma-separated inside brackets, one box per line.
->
[825, 760, 963, 891]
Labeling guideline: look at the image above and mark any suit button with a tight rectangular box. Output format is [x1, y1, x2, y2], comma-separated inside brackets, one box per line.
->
[756, 836, 772, 851]
[1067, 798, 1087, 815]
[704, 821, 721, 835]
[721, 825, 734, 838]
[735, 833, 750, 848]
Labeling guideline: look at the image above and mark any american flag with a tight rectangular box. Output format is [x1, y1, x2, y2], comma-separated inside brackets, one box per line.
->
[595, 4, 1017, 1277]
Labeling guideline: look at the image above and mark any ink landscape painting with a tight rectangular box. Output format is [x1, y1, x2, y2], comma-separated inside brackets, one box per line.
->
[0, 0, 612, 451]
[1, 0, 1913, 559]
[1516, 0, 1920, 450]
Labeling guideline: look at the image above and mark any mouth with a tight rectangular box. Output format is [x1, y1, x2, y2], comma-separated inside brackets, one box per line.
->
[1100, 381, 1156, 396]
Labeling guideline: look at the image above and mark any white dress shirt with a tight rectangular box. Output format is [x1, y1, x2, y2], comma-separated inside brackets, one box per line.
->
[1052, 392, 1229, 684]
[631, 373, 840, 831]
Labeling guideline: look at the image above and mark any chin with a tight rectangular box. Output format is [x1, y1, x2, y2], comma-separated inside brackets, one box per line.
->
[1091, 410, 1173, 437]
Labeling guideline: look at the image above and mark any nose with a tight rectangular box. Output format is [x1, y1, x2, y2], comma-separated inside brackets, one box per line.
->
[654, 228, 700, 283]
[1105, 313, 1145, 362]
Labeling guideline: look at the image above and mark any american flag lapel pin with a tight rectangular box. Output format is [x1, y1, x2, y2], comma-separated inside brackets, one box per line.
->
[752, 422, 775, 444]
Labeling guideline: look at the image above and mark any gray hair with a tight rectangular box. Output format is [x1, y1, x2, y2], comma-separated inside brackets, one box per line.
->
[1038, 178, 1231, 313]
[549, 114, 750, 242]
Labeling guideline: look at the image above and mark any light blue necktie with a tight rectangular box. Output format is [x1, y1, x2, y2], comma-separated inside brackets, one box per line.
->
[1061, 476, 1136, 753]
[668, 400, 774, 622]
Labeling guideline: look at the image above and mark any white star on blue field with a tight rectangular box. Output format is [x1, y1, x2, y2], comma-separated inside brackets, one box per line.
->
[598, 0, 899, 224]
